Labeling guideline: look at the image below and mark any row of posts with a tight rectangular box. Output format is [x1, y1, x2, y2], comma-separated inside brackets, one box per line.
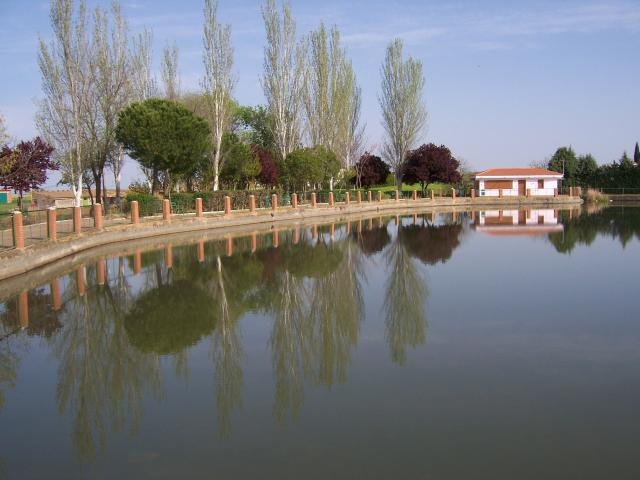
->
[10, 186, 575, 250]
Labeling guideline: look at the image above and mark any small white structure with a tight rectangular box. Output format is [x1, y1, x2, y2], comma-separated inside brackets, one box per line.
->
[474, 168, 563, 197]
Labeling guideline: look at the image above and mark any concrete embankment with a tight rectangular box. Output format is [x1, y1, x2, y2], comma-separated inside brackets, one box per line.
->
[0, 196, 581, 283]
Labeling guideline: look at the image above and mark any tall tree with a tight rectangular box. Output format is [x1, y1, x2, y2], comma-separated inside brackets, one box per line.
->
[37, 0, 91, 207]
[87, 1, 131, 207]
[161, 42, 180, 101]
[116, 99, 211, 194]
[635, 142, 640, 166]
[548, 146, 578, 184]
[353, 152, 390, 188]
[303, 24, 363, 169]
[575, 153, 598, 186]
[202, 0, 235, 191]
[0, 111, 8, 146]
[261, 0, 305, 161]
[379, 39, 427, 187]
[0, 137, 58, 208]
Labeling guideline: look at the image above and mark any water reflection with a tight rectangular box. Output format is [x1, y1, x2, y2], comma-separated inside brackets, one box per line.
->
[1, 207, 638, 464]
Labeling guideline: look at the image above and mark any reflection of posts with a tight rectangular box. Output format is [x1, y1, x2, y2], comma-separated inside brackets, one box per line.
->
[164, 245, 173, 269]
[97, 258, 106, 286]
[312, 224, 318, 240]
[272, 230, 279, 248]
[251, 232, 257, 253]
[198, 240, 205, 262]
[18, 291, 29, 330]
[51, 278, 62, 311]
[134, 249, 142, 274]
[76, 268, 86, 296]
[293, 227, 299, 244]
[330, 224, 335, 241]
[226, 237, 234, 256]
[345, 222, 350, 235]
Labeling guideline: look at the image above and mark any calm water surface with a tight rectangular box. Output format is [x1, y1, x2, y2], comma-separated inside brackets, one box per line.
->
[1, 206, 639, 479]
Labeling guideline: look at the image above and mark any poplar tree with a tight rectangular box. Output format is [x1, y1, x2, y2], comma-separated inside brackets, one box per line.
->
[261, 0, 305, 161]
[161, 42, 180, 101]
[37, 0, 91, 207]
[379, 39, 427, 187]
[303, 23, 364, 171]
[634, 142, 640, 166]
[202, 0, 235, 191]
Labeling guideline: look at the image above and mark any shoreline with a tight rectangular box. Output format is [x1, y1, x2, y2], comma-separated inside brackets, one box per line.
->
[0, 196, 581, 284]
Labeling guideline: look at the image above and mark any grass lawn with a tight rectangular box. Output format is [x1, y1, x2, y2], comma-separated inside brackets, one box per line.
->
[367, 182, 453, 193]
[0, 195, 32, 214]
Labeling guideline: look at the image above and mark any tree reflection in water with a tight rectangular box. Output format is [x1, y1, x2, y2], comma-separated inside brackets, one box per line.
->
[0, 213, 471, 459]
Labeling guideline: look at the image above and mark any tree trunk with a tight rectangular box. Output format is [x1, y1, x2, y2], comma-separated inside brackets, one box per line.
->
[151, 167, 159, 195]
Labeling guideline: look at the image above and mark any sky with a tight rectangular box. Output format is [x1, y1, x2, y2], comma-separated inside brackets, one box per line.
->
[1, 0, 639, 189]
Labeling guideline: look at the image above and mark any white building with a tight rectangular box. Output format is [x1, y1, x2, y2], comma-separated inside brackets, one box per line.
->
[474, 168, 563, 197]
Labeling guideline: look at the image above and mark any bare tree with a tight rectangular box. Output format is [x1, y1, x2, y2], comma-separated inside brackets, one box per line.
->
[87, 2, 131, 206]
[261, 0, 305, 161]
[201, 0, 235, 192]
[304, 24, 363, 169]
[0, 111, 9, 146]
[128, 28, 157, 191]
[161, 42, 180, 101]
[379, 38, 427, 187]
[37, 0, 91, 207]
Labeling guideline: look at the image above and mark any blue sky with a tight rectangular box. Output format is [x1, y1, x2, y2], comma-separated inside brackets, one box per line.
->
[1, 0, 639, 188]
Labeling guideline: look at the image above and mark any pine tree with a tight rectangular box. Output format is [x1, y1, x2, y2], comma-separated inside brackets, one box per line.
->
[634, 142, 640, 166]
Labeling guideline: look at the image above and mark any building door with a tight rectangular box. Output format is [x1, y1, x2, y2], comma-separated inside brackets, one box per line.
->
[518, 180, 526, 196]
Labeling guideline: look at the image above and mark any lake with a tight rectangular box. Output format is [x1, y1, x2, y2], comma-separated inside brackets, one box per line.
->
[1, 206, 639, 479]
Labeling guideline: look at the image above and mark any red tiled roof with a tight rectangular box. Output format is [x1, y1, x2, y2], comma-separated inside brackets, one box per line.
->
[474, 168, 563, 178]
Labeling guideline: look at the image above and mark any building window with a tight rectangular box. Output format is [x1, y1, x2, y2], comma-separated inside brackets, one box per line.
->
[538, 179, 544, 189]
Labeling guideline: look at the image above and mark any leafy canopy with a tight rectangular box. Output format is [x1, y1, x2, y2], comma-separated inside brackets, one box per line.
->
[116, 98, 211, 177]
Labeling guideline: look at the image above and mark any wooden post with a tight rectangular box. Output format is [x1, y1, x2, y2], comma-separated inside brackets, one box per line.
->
[345, 191, 350, 206]
[311, 193, 317, 208]
[292, 193, 298, 209]
[130, 200, 139, 224]
[12, 211, 24, 249]
[73, 206, 82, 233]
[357, 191, 362, 204]
[430, 190, 435, 200]
[412, 190, 417, 201]
[162, 199, 171, 221]
[452, 189, 456, 199]
[471, 189, 476, 199]
[395, 190, 400, 201]
[328, 192, 334, 206]
[224, 196, 231, 215]
[249, 195, 256, 213]
[367, 191, 372, 202]
[377, 191, 382, 202]
[94, 203, 103, 229]
[569, 186, 574, 197]
[196, 197, 203, 218]
[271, 194, 278, 212]
[47, 207, 57, 241]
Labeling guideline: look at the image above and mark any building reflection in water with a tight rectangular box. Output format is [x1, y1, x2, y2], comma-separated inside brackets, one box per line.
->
[473, 209, 563, 236]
